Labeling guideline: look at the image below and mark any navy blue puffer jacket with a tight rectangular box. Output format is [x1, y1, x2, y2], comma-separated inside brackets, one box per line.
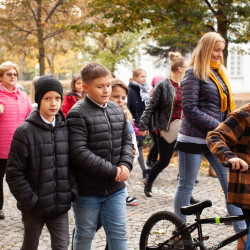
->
[179, 67, 229, 139]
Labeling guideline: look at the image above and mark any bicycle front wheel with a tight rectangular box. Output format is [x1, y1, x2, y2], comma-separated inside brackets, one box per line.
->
[140, 211, 192, 250]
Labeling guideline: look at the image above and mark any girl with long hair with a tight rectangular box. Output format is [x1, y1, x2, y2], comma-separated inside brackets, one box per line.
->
[61, 74, 85, 116]
[173, 32, 246, 249]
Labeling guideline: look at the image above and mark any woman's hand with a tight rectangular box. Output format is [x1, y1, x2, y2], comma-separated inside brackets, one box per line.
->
[0, 104, 4, 114]
[228, 157, 248, 171]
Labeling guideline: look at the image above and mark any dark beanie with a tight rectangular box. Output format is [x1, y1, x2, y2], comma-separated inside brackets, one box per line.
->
[35, 75, 63, 106]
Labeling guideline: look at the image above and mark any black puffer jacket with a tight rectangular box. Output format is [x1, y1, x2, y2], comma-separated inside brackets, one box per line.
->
[67, 96, 134, 196]
[6, 109, 77, 216]
[139, 78, 175, 131]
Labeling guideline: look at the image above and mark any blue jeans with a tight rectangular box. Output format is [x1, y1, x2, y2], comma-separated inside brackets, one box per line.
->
[174, 151, 246, 233]
[72, 188, 127, 250]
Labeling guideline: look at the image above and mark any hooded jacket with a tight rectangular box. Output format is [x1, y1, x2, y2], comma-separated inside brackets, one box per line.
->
[6, 109, 77, 216]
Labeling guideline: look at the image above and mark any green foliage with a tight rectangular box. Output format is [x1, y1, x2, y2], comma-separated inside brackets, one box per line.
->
[143, 134, 153, 148]
[71, 31, 141, 72]
[87, 0, 250, 63]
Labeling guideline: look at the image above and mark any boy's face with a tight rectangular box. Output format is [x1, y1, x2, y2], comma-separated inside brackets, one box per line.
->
[39, 91, 62, 123]
[83, 75, 112, 106]
[109, 86, 127, 110]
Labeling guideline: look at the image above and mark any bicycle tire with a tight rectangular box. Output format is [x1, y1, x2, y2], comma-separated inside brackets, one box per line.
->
[140, 211, 192, 250]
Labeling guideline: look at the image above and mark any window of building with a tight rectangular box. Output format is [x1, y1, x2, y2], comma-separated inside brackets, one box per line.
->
[229, 50, 243, 77]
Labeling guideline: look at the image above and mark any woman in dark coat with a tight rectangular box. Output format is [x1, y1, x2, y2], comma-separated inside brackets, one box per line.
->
[173, 32, 245, 248]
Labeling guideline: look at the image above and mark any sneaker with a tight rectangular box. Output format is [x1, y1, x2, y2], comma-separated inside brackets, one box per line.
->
[146, 160, 154, 169]
[0, 210, 5, 219]
[126, 196, 138, 206]
[144, 178, 153, 197]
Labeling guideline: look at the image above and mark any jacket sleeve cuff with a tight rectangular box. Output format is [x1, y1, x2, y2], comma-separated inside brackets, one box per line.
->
[118, 162, 132, 171]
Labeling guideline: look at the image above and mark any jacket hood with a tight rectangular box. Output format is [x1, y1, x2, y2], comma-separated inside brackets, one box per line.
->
[151, 75, 165, 88]
[26, 108, 66, 129]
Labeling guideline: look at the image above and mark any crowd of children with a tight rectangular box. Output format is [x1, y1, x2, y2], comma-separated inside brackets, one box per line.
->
[1, 31, 250, 250]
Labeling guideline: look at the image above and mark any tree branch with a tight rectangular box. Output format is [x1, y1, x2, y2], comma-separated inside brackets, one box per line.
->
[203, 0, 217, 16]
[45, 0, 63, 23]
[27, 2, 38, 23]
[44, 28, 66, 40]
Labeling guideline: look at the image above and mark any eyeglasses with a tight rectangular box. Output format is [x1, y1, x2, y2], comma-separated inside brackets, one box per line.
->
[5, 72, 18, 77]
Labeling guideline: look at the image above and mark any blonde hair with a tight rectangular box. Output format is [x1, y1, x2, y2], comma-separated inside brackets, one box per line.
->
[133, 68, 146, 78]
[169, 51, 186, 72]
[0, 61, 19, 77]
[124, 105, 134, 124]
[29, 76, 40, 103]
[111, 79, 129, 95]
[190, 32, 225, 80]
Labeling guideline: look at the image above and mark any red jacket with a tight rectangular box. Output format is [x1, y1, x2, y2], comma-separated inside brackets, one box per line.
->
[61, 92, 78, 117]
[0, 85, 32, 159]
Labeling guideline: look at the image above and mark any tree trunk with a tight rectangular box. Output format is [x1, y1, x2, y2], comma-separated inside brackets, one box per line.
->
[38, 43, 46, 75]
[17, 55, 25, 80]
[46, 54, 55, 76]
[217, 0, 232, 67]
[217, 19, 228, 66]
[37, 0, 46, 75]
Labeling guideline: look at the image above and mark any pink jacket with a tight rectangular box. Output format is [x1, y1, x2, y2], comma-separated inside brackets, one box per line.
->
[0, 86, 32, 159]
[149, 75, 165, 96]
[132, 121, 139, 136]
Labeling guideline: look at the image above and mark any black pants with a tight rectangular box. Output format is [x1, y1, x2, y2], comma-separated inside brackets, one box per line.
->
[148, 135, 175, 183]
[147, 132, 159, 165]
[21, 211, 69, 250]
[0, 159, 7, 210]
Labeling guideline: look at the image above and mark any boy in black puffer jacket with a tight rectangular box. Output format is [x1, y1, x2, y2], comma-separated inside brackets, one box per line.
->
[67, 62, 134, 250]
[6, 75, 78, 250]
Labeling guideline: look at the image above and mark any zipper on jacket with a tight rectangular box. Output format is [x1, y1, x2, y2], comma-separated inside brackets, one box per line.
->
[103, 108, 112, 162]
[103, 108, 112, 196]
[51, 127, 57, 214]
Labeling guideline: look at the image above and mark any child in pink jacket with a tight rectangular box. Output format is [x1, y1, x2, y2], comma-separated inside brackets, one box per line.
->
[0, 61, 32, 219]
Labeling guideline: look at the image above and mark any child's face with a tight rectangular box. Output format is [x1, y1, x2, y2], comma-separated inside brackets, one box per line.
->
[83, 75, 112, 106]
[75, 78, 83, 94]
[134, 71, 147, 85]
[39, 91, 61, 122]
[109, 86, 127, 110]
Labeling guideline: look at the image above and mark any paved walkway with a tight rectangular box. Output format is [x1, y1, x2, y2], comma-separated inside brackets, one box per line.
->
[0, 160, 241, 249]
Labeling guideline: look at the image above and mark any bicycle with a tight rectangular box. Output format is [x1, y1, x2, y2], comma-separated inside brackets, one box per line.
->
[140, 162, 250, 249]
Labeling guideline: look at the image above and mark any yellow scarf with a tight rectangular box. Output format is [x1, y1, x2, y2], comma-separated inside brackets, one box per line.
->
[210, 61, 236, 112]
